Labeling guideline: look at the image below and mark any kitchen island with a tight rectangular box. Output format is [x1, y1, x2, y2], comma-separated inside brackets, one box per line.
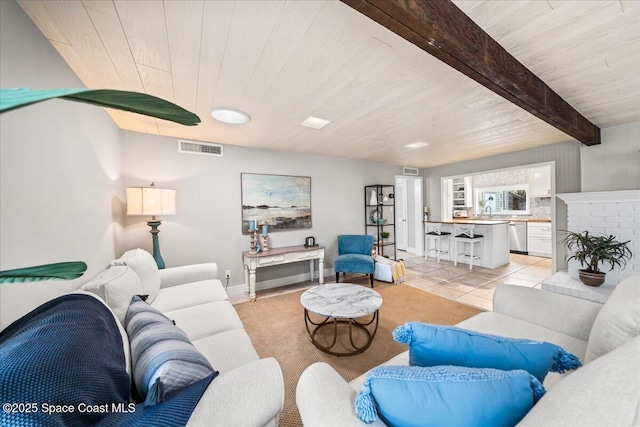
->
[424, 220, 510, 268]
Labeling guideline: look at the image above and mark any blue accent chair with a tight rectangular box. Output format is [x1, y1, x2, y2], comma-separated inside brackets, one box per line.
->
[334, 235, 375, 288]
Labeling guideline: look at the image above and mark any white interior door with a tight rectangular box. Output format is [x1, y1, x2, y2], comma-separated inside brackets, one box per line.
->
[396, 180, 408, 251]
[412, 177, 424, 256]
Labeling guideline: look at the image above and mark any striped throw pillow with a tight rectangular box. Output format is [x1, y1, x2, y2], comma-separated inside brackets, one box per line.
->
[125, 296, 218, 406]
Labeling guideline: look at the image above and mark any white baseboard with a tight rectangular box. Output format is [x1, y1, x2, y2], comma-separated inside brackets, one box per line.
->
[398, 247, 423, 256]
[403, 247, 423, 257]
[226, 268, 334, 297]
[225, 284, 249, 298]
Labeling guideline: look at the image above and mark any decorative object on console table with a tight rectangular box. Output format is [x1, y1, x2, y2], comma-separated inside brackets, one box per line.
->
[126, 183, 176, 269]
[241, 173, 311, 234]
[261, 224, 270, 252]
[561, 230, 632, 287]
[248, 219, 257, 254]
[249, 230, 258, 254]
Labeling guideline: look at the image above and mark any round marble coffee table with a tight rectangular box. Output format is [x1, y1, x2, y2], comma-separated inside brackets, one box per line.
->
[300, 283, 382, 356]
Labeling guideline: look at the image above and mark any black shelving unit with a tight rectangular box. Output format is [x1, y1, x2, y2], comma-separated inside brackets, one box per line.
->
[365, 184, 396, 260]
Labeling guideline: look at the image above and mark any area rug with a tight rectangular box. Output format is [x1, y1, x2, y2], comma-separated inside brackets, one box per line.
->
[234, 282, 481, 426]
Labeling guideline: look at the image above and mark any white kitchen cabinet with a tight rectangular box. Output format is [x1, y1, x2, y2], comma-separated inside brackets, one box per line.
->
[451, 176, 472, 208]
[527, 222, 552, 258]
[529, 166, 551, 197]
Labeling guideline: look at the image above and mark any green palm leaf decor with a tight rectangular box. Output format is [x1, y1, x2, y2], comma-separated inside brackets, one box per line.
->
[0, 88, 200, 126]
[0, 88, 201, 284]
[0, 262, 88, 284]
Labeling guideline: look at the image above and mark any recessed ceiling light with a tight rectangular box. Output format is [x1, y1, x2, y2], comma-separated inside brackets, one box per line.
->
[210, 108, 250, 124]
[405, 142, 429, 148]
[300, 116, 331, 129]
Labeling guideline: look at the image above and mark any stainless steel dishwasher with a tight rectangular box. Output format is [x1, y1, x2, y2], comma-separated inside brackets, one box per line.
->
[508, 221, 528, 254]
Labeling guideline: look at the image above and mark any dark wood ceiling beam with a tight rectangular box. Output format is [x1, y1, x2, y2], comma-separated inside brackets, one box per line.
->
[341, 0, 601, 145]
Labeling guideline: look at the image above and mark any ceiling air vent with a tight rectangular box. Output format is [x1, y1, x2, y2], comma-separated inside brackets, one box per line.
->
[403, 167, 419, 176]
[178, 139, 223, 157]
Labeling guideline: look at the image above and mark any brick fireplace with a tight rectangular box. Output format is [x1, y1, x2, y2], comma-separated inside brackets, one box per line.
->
[558, 190, 640, 286]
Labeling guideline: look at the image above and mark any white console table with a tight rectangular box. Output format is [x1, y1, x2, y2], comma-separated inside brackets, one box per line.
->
[242, 245, 325, 301]
[542, 271, 614, 303]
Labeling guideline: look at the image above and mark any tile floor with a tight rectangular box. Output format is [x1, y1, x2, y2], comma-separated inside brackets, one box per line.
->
[231, 252, 553, 311]
[399, 251, 552, 311]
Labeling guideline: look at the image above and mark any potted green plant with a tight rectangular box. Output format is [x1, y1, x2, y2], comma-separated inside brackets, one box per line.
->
[380, 231, 390, 242]
[477, 198, 487, 217]
[561, 230, 632, 287]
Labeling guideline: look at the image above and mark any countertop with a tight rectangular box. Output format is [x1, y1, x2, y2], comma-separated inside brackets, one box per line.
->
[424, 220, 509, 225]
[428, 218, 551, 223]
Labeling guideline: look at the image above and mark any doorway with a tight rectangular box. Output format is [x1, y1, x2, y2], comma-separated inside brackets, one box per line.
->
[395, 175, 424, 256]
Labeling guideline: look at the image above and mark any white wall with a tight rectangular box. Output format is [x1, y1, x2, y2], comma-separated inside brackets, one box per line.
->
[581, 121, 640, 192]
[121, 131, 402, 294]
[0, 0, 124, 329]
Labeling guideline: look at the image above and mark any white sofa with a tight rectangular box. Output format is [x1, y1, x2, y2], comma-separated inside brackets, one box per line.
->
[82, 249, 284, 427]
[296, 276, 640, 426]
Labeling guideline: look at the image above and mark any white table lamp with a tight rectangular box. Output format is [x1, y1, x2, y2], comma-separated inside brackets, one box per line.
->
[126, 182, 176, 269]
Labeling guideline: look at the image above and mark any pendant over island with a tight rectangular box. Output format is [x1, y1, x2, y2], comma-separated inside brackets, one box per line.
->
[424, 220, 510, 268]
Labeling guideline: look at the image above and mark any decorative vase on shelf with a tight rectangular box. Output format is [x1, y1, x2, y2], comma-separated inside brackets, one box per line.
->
[370, 190, 377, 206]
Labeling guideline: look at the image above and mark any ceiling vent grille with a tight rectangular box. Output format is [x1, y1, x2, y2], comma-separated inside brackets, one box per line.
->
[403, 167, 419, 176]
[178, 139, 223, 157]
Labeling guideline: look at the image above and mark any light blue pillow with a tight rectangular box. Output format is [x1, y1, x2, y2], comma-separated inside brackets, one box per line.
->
[356, 365, 545, 427]
[393, 322, 581, 383]
[126, 296, 218, 406]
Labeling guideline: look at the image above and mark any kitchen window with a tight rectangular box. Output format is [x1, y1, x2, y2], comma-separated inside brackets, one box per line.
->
[476, 184, 530, 215]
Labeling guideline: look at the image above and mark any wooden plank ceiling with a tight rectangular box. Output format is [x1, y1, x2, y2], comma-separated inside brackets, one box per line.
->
[17, 0, 640, 168]
[341, 0, 601, 145]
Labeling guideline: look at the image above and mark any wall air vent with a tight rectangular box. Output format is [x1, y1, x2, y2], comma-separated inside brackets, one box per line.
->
[403, 167, 419, 176]
[178, 139, 223, 157]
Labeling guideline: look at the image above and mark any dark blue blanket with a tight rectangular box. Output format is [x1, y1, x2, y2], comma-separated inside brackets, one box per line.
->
[0, 294, 213, 427]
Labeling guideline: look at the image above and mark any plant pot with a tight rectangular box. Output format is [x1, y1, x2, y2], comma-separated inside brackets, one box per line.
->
[578, 270, 605, 287]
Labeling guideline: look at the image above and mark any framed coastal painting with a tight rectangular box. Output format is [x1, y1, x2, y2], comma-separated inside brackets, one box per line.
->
[241, 173, 312, 234]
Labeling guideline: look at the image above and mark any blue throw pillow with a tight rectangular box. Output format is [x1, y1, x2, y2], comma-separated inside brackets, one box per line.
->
[126, 296, 218, 407]
[355, 365, 545, 427]
[393, 322, 581, 383]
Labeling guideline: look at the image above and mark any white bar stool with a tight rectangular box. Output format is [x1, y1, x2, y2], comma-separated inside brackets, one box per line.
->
[424, 223, 451, 263]
[453, 224, 483, 269]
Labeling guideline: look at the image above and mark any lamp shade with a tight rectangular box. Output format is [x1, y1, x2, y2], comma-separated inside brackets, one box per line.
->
[126, 186, 176, 216]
